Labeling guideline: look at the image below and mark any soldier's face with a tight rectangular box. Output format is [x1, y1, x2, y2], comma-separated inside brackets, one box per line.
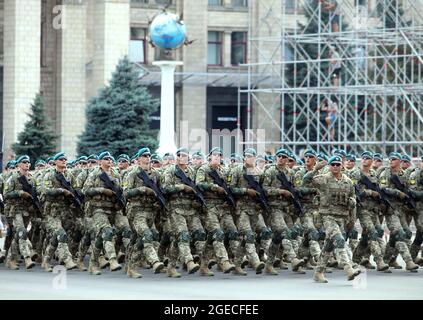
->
[177, 153, 189, 165]
[401, 161, 411, 169]
[101, 158, 112, 169]
[56, 157, 67, 169]
[276, 155, 288, 166]
[345, 159, 355, 169]
[389, 158, 400, 169]
[305, 156, 316, 167]
[139, 154, 151, 166]
[18, 161, 30, 172]
[257, 160, 265, 169]
[152, 161, 162, 168]
[210, 154, 221, 166]
[329, 162, 342, 174]
[373, 160, 382, 168]
[244, 154, 256, 167]
[362, 158, 373, 168]
[88, 160, 97, 168]
[118, 160, 129, 170]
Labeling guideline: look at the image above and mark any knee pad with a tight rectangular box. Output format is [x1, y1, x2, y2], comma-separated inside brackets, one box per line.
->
[95, 236, 103, 250]
[272, 231, 284, 245]
[151, 229, 160, 242]
[333, 234, 346, 249]
[289, 224, 303, 239]
[227, 229, 239, 241]
[16, 227, 28, 240]
[309, 228, 320, 242]
[142, 229, 154, 244]
[348, 229, 359, 240]
[192, 229, 206, 242]
[122, 226, 133, 240]
[245, 231, 256, 244]
[413, 230, 423, 246]
[323, 239, 335, 253]
[318, 229, 326, 241]
[394, 229, 407, 242]
[135, 237, 144, 251]
[178, 231, 190, 243]
[259, 227, 272, 240]
[56, 229, 68, 243]
[368, 228, 379, 242]
[375, 225, 384, 238]
[102, 227, 115, 242]
[212, 229, 225, 242]
[359, 233, 369, 247]
[404, 228, 412, 240]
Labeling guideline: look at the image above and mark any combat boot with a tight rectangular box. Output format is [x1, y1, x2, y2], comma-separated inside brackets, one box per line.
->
[117, 251, 125, 264]
[265, 262, 278, 275]
[167, 266, 181, 278]
[207, 259, 217, 270]
[405, 260, 419, 271]
[291, 258, 305, 272]
[232, 266, 247, 276]
[253, 261, 265, 274]
[0, 254, 5, 264]
[199, 262, 214, 276]
[241, 256, 249, 269]
[313, 271, 328, 283]
[388, 258, 402, 269]
[98, 255, 109, 269]
[127, 267, 142, 278]
[88, 263, 102, 275]
[279, 261, 289, 270]
[273, 258, 281, 268]
[375, 259, 389, 272]
[24, 257, 35, 269]
[6, 258, 19, 270]
[415, 257, 423, 266]
[152, 261, 165, 274]
[76, 258, 87, 271]
[360, 259, 375, 269]
[327, 257, 338, 268]
[41, 257, 53, 272]
[64, 257, 77, 270]
[345, 265, 361, 281]
[221, 260, 235, 274]
[186, 260, 200, 274]
[109, 258, 122, 271]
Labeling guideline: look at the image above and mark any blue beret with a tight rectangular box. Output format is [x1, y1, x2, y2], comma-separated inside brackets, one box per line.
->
[176, 148, 189, 156]
[401, 154, 412, 162]
[87, 154, 98, 161]
[304, 149, 317, 158]
[53, 152, 67, 161]
[192, 151, 205, 159]
[275, 148, 289, 157]
[361, 151, 373, 159]
[388, 152, 401, 160]
[265, 155, 275, 163]
[328, 155, 342, 165]
[209, 147, 223, 156]
[6, 160, 17, 169]
[151, 154, 162, 162]
[256, 155, 265, 162]
[333, 149, 347, 157]
[373, 153, 383, 161]
[346, 154, 356, 161]
[317, 152, 328, 161]
[137, 148, 151, 157]
[16, 155, 30, 164]
[117, 154, 130, 162]
[35, 160, 46, 167]
[287, 151, 296, 160]
[46, 156, 54, 163]
[98, 151, 113, 160]
[77, 156, 88, 162]
[163, 152, 175, 160]
[244, 148, 257, 157]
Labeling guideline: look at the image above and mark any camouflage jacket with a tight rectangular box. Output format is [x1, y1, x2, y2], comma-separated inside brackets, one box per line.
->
[408, 168, 423, 204]
[123, 166, 162, 206]
[161, 164, 198, 206]
[40, 168, 76, 206]
[262, 164, 294, 205]
[294, 165, 318, 205]
[4, 171, 38, 216]
[378, 167, 409, 204]
[302, 170, 356, 217]
[228, 164, 262, 201]
[195, 163, 227, 201]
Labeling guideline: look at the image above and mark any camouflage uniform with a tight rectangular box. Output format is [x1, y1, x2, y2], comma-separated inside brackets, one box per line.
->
[123, 166, 163, 274]
[195, 163, 236, 273]
[39, 169, 77, 269]
[82, 167, 130, 272]
[162, 164, 205, 273]
[262, 164, 305, 270]
[378, 167, 417, 268]
[228, 164, 268, 272]
[3, 172, 37, 268]
[407, 169, 423, 263]
[302, 169, 358, 275]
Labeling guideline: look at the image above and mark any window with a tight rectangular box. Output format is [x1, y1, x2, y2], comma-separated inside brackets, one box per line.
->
[155, 0, 172, 4]
[208, 32, 223, 66]
[355, 0, 366, 5]
[208, 0, 222, 5]
[231, 32, 247, 65]
[232, 0, 248, 7]
[130, 28, 147, 64]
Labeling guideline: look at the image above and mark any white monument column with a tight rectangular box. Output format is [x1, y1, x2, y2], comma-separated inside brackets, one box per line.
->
[153, 61, 183, 156]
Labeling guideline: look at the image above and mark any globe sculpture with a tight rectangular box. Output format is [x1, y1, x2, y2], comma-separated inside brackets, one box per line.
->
[149, 12, 186, 50]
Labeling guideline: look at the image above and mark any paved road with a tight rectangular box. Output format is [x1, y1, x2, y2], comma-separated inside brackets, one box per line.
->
[0, 260, 422, 300]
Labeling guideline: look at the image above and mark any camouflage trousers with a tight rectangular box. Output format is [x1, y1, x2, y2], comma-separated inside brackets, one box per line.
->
[78, 216, 94, 260]
[62, 210, 84, 257]
[168, 203, 206, 266]
[354, 209, 385, 263]
[8, 213, 32, 260]
[298, 206, 322, 260]
[43, 214, 73, 262]
[90, 208, 131, 266]
[283, 206, 301, 255]
[317, 214, 353, 271]
[410, 205, 423, 260]
[126, 203, 161, 268]
[201, 201, 232, 264]
[266, 206, 298, 264]
[383, 208, 413, 263]
[233, 204, 267, 267]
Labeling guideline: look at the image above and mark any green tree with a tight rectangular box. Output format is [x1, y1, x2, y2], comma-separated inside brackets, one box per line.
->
[12, 93, 58, 165]
[77, 56, 159, 156]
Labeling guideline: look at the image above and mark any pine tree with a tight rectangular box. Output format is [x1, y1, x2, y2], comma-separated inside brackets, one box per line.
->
[12, 93, 58, 165]
[77, 56, 159, 156]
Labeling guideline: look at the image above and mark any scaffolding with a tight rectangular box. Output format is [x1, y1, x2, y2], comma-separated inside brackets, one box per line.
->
[242, 0, 423, 156]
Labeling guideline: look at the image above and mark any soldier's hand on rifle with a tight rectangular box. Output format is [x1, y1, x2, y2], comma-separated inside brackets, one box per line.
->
[63, 189, 73, 197]
[103, 188, 115, 197]
[20, 191, 32, 199]
[184, 185, 194, 193]
[279, 189, 292, 197]
[215, 186, 227, 195]
[397, 191, 407, 200]
[246, 188, 259, 198]
[145, 187, 156, 195]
